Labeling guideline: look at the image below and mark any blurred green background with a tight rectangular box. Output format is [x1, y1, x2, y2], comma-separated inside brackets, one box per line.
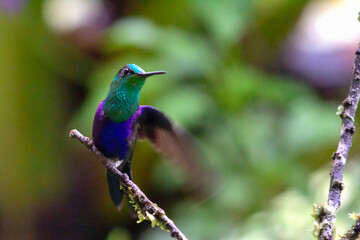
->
[1, 0, 360, 239]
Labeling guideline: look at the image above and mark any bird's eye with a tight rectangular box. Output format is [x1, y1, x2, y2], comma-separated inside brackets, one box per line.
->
[123, 69, 130, 75]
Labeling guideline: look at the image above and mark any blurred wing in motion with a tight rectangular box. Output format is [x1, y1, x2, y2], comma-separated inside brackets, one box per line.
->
[135, 106, 210, 189]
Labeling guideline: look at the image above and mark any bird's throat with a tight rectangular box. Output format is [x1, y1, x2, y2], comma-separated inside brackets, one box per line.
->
[103, 88, 140, 123]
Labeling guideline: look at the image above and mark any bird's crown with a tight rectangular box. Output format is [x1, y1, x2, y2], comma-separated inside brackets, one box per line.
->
[115, 64, 145, 80]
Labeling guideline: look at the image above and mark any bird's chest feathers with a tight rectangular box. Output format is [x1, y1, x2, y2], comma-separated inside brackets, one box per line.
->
[104, 88, 140, 122]
[100, 119, 134, 159]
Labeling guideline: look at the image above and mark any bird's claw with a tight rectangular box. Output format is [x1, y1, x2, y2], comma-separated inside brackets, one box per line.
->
[114, 160, 122, 168]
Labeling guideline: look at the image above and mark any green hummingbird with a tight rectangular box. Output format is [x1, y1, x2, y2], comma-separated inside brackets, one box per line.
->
[92, 64, 196, 209]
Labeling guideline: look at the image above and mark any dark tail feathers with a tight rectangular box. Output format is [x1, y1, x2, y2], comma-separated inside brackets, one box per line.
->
[106, 161, 135, 212]
[106, 172, 124, 210]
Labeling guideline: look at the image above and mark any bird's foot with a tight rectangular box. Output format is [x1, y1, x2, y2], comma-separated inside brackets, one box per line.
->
[114, 160, 122, 168]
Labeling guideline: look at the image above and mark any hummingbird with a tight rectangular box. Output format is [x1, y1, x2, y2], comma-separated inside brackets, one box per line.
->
[92, 64, 196, 209]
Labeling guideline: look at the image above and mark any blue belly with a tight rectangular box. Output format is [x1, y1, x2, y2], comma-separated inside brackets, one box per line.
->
[100, 120, 132, 159]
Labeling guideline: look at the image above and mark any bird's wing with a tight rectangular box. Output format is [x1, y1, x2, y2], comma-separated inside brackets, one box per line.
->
[134, 106, 202, 180]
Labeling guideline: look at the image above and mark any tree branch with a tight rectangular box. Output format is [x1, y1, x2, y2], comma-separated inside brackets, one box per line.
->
[313, 45, 360, 240]
[340, 214, 360, 240]
[69, 129, 188, 240]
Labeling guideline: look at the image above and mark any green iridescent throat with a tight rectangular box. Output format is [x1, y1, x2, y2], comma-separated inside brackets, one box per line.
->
[104, 75, 146, 122]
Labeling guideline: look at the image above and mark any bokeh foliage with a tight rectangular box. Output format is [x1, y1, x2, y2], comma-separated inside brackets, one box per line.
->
[1, 0, 360, 240]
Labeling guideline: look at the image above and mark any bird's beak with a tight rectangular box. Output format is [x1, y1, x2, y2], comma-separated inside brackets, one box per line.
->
[136, 71, 166, 78]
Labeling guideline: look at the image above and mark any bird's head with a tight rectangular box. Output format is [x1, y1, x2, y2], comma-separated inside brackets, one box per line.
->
[104, 64, 166, 122]
[111, 64, 166, 93]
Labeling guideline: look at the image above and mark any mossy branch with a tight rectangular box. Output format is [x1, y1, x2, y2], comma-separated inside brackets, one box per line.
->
[340, 214, 360, 240]
[313, 45, 360, 240]
[69, 129, 188, 240]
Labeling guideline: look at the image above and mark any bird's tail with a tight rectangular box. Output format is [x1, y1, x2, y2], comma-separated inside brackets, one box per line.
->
[106, 172, 124, 210]
[106, 161, 134, 211]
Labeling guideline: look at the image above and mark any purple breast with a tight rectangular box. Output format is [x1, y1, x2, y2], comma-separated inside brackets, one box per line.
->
[92, 100, 135, 160]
